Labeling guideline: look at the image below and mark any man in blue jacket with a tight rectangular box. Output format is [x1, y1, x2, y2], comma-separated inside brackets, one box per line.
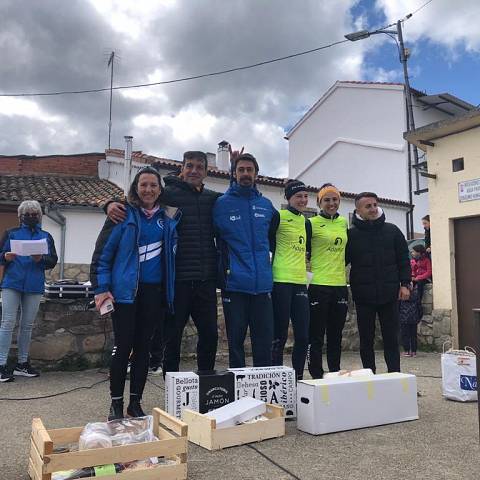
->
[213, 153, 277, 368]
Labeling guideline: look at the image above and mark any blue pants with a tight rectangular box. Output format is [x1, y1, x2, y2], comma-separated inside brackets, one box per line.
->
[271, 282, 310, 380]
[0, 288, 42, 365]
[222, 291, 273, 368]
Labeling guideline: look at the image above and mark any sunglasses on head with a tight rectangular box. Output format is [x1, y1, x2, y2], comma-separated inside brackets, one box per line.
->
[23, 212, 39, 217]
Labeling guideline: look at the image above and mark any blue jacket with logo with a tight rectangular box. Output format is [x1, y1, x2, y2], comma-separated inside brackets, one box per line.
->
[90, 204, 180, 310]
[0, 224, 58, 294]
[213, 183, 276, 294]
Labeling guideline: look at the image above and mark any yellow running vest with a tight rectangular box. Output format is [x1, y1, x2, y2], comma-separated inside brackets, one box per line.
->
[272, 209, 307, 284]
[310, 214, 348, 286]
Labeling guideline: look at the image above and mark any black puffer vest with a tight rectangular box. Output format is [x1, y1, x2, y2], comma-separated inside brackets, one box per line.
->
[162, 175, 221, 282]
[346, 211, 411, 305]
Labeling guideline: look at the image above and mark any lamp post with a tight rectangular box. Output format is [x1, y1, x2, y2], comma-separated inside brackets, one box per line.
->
[345, 20, 417, 240]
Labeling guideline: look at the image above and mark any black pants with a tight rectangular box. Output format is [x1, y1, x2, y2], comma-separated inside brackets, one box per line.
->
[401, 323, 418, 353]
[271, 283, 310, 380]
[110, 283, 164, 399]
[222, 291, 273, 368]
[308, 285, 348, 379]
[356, 301, 400, 374]
[150, 325, 164, 368]
[163, 280, 218, 374]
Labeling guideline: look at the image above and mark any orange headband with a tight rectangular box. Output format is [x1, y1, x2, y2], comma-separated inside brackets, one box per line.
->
[317, 185, 340, 202]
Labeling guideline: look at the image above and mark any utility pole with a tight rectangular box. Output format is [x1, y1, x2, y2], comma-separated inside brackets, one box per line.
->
[107, 51, 115, 149]
[397, 20, 417, 238]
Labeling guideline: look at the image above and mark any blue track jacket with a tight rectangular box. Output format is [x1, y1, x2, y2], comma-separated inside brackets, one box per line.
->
[213, 183, 275, 294]
[90, 204, 180, 310]
[0, 224, 57, 294]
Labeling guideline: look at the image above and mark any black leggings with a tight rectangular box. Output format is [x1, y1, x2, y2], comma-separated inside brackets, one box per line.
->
[401, 323, 418, 353]
[308, 285, 348, 379]
[110, 283, 164, 399]
[271, 282, 310, 380]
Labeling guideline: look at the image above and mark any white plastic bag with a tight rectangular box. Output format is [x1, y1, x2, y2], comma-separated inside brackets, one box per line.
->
[441, 344, 477, 402]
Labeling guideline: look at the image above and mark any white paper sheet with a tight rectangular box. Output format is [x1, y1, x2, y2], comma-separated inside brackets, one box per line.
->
[10, 239, 48, 256]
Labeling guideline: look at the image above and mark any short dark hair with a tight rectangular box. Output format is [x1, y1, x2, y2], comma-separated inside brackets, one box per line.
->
[355, 191, 378, 206]
[127, 166, 163, 207]
[234, 153, 259, 173]
[422, 214, 430, 222]
[412, 244, 426, 254]
[183, 151, 208, 169]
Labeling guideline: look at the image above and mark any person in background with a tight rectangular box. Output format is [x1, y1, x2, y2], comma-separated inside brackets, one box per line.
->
[308, 184, 349, 379]
[213, 152, 277, 368]
[270, 180, 311, 380]
[346, 192, 411, 374]
[410, 244, 432, 302]
[399, 284, 423, 358]
[422, 215, 431, 255]
[0, 200, 57, 382]
[91, 166, 180, 420]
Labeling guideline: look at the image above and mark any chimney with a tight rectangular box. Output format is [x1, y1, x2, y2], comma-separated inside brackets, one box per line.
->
[123, 136, 133, 195]
[217, 140, 230, 171]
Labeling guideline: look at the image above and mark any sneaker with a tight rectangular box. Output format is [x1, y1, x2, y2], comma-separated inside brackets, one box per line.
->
[13, 362, 40, 377]
[126, 361, 131, 374]
[0, 365, 14, 383]
[411, 352, 417, 357]
[402, 352, 411, 357]
[149, 365, 162, 376]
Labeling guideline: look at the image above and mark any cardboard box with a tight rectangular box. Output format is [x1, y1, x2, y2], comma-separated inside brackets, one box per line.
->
[205, 397, 266, 429]
[229, 366, 297, 418]
[297, 373, 419, 435]
[165, 371, 235, 419]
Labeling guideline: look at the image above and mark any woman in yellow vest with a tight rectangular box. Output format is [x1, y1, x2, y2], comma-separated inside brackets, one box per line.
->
[271, 180, 311, 380]
[308, 183, 348, 379]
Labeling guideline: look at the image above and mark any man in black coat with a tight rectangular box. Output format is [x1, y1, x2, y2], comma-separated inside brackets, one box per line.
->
[346, 192, 411, 373]
[107, 151, 220, 375]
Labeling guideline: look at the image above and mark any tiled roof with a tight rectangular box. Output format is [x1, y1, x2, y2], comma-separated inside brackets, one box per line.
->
[0, 175, 124, 208]
[107, 150, 410, 208]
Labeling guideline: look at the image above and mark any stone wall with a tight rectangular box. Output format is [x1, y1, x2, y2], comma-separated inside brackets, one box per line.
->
[46, 263, 91, 282]
[5, 283, 450, 370]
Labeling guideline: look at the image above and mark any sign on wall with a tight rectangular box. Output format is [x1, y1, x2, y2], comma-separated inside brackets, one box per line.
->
[458, 179, 480, 203]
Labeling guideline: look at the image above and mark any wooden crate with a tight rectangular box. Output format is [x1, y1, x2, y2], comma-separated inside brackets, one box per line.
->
[28, 408, 188, 480]
[182, 403, 285, 451]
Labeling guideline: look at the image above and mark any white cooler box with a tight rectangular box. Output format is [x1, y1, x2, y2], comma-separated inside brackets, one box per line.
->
[297, 373, 418, 435]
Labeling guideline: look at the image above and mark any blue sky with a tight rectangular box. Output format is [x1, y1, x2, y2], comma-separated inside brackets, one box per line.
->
[352, 0, 479, 106]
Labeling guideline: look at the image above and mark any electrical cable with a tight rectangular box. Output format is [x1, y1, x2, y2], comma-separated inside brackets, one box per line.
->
[0, 39, 349, 98]
[410, 0, 435, 17]
[0, 377, 108, 401]
[246, 444, 302, 480]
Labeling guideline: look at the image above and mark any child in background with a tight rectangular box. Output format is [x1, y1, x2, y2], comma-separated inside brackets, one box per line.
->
[411, 244, 432, 301]
[399, 284, 422, 357]
[422, 215, 431, 255]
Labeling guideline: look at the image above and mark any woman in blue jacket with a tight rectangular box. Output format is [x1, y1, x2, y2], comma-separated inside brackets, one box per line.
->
[91, 166, 180, 420]
[0, 200, 57, 382]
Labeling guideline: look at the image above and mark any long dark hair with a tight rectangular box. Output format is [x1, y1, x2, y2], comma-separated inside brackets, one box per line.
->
[127, 166, 163, 208]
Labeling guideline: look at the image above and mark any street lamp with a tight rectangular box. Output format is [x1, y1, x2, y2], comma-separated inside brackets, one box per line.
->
[345, 20, 418, 240]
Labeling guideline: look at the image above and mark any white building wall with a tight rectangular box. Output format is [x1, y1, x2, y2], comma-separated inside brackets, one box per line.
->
[43, 210, 106, 265]
[287, 82, 454, 235]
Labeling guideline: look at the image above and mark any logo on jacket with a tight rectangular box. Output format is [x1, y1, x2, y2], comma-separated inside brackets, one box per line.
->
[334, 237, 343, 245]
[139, 241, 162, 262]
[299, 235, 305, 244]
[156, 219, 164, 228]
[254, 213, 265, 218]
[230, 215, 241, 221]
[252, 205, 268, 211]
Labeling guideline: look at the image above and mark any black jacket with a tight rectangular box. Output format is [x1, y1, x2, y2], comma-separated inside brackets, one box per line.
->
[162, 175, 221, 282]
[346, 211, 411, 305]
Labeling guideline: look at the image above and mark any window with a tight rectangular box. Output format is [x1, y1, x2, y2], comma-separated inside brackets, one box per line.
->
[452, 157, 464, 172]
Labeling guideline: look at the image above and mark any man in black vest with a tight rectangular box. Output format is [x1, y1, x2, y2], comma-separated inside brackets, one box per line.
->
[107, 151, 220, 375]
[346, 192, 411, 373]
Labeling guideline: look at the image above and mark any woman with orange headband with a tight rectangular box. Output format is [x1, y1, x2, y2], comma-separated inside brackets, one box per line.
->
[308, 183, 348, 379]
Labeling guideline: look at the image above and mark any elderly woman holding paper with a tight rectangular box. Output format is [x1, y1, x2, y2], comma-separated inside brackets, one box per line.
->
[0, 200, 57, 382]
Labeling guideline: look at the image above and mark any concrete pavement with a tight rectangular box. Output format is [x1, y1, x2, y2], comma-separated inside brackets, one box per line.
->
[1, 352, 479, 480]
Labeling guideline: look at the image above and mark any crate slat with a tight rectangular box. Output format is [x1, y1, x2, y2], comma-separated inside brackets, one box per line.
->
[43, 437, 187, 474]
[153, 408, 188, 438]
[47, 426, 84, 445]
[31, 418, 53, 457]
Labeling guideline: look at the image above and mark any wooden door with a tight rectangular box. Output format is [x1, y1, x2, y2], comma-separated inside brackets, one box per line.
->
[454, 216, 480, 348]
